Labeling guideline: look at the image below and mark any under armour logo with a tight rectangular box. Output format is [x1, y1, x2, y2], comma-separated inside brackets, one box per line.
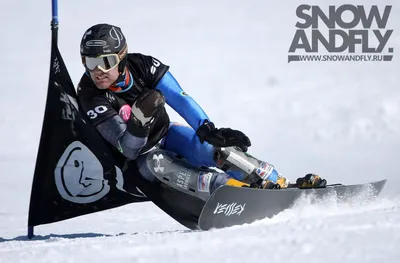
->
[153, 154, 164, 173]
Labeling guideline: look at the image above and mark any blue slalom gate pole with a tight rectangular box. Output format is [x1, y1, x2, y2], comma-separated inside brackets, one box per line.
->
[27, 0, 59, 239]
[27, 226, 34, 239]
[51, 0, 59, 45]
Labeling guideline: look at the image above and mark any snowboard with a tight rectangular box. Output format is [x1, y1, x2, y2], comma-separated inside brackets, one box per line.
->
[198, 179, 387, 230]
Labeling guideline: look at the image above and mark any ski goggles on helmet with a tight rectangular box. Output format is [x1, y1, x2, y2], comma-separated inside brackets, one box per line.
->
[82, 44, 127, 73]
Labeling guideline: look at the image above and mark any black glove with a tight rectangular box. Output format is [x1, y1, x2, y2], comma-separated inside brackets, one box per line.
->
[127, 90, 165, 137]
[196, 120, 251, 152]
[131, 89, 165, 127]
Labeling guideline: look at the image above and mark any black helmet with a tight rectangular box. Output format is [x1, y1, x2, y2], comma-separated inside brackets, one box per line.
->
[80, 23, 128, 73]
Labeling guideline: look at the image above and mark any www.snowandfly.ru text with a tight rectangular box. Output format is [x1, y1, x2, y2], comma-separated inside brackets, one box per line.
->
[288, 5, 394, 63]
[288, 54, 393, 62]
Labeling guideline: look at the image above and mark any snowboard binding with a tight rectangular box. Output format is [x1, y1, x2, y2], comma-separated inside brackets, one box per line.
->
[214, 147, 327, 189]
[295, 173, 327, 189]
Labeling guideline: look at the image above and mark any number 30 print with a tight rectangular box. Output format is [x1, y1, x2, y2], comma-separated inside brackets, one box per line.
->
[87, 105, 107, 119]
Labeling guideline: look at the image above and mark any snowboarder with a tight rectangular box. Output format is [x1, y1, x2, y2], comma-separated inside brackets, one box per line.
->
[77, 23, 326, 193]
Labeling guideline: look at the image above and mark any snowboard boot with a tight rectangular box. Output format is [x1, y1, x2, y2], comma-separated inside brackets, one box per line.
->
[252, 177, 289, 189]
[225, 178, 282, 190]
[296, 173, 327, 188]
[213, 146, 289, 189]
[225, 178, 250, 188]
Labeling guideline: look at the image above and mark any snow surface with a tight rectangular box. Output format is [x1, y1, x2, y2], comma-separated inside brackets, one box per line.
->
[1, 0, 399, 262]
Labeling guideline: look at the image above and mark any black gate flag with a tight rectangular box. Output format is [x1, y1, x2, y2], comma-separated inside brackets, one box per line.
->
[27, 26, 148, 239]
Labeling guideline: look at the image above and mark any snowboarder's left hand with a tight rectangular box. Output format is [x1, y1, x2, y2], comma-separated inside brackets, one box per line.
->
[196, 120, 251, 152]
[131, 89, 165, 127]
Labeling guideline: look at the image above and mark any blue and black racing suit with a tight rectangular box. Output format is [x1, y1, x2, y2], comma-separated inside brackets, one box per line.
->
[77, 53, 220, 177]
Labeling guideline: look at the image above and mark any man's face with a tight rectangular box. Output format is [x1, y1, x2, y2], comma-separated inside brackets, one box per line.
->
[89, 66, 120, 90]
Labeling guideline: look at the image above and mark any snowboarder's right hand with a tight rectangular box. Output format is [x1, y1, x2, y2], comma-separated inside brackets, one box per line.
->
[130, 89, 165, 127]
[196, 120, 251, 152]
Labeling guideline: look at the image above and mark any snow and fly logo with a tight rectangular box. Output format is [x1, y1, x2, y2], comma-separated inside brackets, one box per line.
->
[288, 5, 394, 62]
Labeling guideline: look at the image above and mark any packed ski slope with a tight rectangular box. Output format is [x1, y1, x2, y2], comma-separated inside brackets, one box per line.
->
[1, 0, 399, 262]
[1, 197, 400, 263]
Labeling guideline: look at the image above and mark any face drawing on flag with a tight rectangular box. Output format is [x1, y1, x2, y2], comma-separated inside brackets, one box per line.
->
[54, 141, 111, 204]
